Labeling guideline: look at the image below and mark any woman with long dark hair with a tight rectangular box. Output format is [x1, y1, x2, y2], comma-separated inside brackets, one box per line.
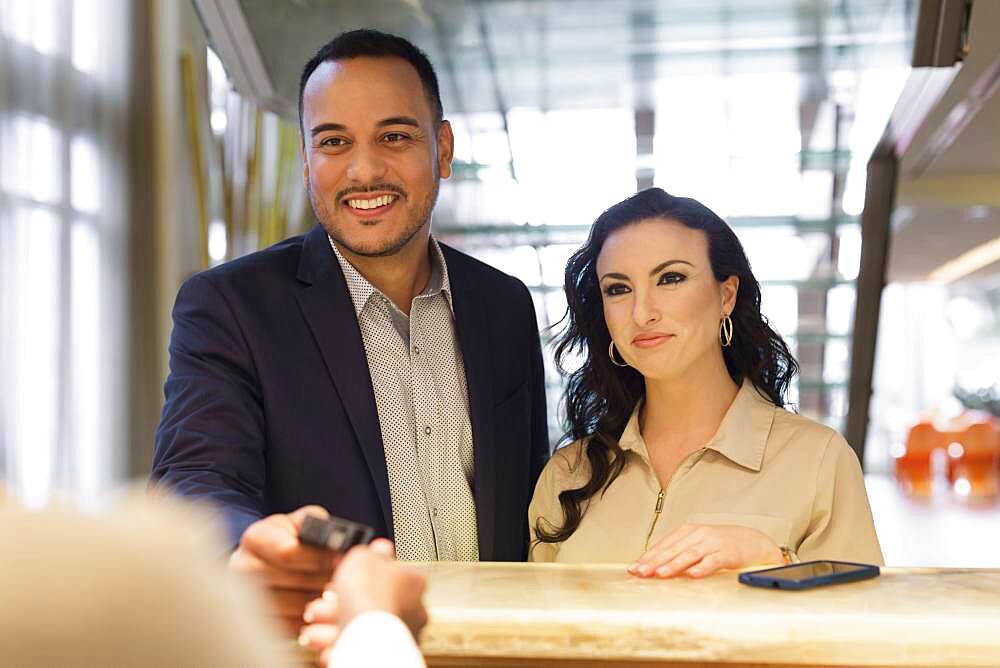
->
[529, 188, 882, 576]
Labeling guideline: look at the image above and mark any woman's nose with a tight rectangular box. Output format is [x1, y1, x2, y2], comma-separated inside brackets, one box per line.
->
[632, 293, 662, 326]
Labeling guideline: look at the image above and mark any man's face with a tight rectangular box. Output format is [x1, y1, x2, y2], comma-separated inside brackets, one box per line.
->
[300, 56, 453, 257]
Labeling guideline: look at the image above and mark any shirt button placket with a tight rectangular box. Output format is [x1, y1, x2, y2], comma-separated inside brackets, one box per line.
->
[411, 320, 438, 555]
[410, 306, 419, 358]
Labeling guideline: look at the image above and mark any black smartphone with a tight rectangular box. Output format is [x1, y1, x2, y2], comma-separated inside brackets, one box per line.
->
[738, 560, 880, 590]
[298, 514, 376, 553]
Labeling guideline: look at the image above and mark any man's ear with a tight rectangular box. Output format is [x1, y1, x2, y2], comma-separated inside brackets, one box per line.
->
[300, 135, 310, 190]
[721, 275, 739, 315]
[437, 120, 454, 180]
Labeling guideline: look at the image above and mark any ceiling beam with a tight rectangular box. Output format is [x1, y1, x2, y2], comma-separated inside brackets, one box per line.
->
[192, 0, 290, 119]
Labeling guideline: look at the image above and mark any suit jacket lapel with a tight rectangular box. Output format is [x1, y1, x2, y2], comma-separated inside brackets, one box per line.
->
[445, 247, 497, 560]
[295, 225, 393, 537]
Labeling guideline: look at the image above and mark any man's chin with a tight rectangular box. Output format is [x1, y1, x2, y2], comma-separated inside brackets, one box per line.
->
[328, 232, 414, 259]
[324, 217, 429, 259]
[343, 242, 406, 258]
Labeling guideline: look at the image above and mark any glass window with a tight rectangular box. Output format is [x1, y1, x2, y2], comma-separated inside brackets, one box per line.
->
[1, 1, 127, 507]
[8, 207, 61, 508]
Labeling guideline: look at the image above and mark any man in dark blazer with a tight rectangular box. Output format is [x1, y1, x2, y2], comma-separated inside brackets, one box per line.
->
[152, 29, 548, 632]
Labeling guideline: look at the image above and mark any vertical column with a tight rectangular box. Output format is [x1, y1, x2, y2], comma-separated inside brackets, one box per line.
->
[634, 108, 655, 191]
[629, 4, 657, 192]
[847, 148, 897, 462]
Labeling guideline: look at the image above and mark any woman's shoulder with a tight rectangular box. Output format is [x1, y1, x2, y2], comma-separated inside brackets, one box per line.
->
[542, 438, 593, 483]
[759, 406, 864, 501]
[767, 402, 853, 460]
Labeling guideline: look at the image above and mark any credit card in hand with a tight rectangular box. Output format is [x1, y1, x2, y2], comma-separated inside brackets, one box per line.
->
[298, 514, 376, 552]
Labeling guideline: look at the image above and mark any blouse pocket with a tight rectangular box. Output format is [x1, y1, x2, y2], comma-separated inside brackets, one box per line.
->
[686, 512, 793, 549]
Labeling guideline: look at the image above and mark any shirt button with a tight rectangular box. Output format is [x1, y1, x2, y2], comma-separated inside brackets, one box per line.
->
[424, 426, 432, 436]
[412, 345, 420, 355]
[432, 507, 439, 517]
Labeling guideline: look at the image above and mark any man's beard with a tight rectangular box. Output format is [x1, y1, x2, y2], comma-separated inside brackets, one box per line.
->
[309, 179, 440, 258]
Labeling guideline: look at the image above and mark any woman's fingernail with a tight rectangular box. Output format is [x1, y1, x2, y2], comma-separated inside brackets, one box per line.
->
[322, 590, 336, 602]
[655, 566, 670, 577]
[627, 563, 639, 572]
[637, 565, 651, 576]
[297, 632, 310, 648]
[303, 609, 314, 623]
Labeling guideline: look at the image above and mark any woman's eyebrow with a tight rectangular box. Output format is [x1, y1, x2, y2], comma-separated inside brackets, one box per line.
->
[600, 259, 694, 282]
[649, 259, 693, 276]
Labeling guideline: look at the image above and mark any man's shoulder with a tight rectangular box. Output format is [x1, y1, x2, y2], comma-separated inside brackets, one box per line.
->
[172, 234, 311, 313]
[439, 242, 529, 294]
[198, 234, 307, 286]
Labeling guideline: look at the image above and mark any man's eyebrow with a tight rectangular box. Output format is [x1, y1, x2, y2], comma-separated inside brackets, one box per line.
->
[376, 116, 420, 128]
[649, 259, 693, 276]
[310, 117, 421, 138]
[310, 122, 346, 137]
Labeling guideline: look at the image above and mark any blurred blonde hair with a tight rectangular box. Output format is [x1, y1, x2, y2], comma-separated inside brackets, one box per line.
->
[0, 487, 290, 666]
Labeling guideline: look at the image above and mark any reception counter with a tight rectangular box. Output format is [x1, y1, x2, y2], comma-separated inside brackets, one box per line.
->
[410, 562, 1000, 667]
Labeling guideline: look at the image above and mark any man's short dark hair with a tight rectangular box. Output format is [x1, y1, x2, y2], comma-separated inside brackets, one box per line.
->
[298, 29, 444, 132]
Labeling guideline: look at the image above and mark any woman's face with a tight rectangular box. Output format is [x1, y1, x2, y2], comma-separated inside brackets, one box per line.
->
[596, 217, 738, 382]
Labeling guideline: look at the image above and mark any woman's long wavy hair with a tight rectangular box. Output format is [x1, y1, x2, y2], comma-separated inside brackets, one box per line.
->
[535, 188, 799, 544]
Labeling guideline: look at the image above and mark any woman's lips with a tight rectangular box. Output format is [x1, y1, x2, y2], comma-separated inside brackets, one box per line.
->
[631, 333, 674, 349]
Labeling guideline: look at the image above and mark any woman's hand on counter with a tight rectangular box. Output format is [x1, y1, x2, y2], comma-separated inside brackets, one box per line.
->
[628, 524, 784, 578]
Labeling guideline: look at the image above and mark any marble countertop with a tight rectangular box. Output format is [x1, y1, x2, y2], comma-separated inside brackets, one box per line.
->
[411, 562, 1000, 666]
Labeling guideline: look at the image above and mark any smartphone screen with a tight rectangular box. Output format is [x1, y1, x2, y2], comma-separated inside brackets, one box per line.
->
[763, 561, 870, 582]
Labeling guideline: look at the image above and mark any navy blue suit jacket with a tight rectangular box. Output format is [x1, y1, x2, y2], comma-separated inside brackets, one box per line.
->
[152, 224, 549, 560]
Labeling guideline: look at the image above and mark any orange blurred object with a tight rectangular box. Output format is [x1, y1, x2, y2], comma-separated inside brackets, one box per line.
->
[897, 413, 1000, 498]
[946, 418, 1000, 498]
[895, 422, 944, 496]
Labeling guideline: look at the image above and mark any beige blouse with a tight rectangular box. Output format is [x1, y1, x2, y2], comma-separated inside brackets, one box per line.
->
[528, 382, 884, 565]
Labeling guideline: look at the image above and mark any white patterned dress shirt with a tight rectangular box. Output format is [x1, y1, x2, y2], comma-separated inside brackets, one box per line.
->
[329, 236, 478, 561]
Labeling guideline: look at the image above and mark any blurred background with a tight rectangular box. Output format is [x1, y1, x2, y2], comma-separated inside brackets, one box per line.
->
[1, 0, 997, 565]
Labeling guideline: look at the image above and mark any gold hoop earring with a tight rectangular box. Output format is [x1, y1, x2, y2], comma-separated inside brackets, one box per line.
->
[608, 341, 629, 367]
[720, 314, 734, 347]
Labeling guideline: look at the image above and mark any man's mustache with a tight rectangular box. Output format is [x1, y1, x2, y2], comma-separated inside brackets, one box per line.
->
[334, 183, 407, 201]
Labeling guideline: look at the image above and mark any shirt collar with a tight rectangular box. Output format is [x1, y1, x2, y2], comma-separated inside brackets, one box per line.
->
[428, 237, 454, 310]
[617, 381, 775, 472]
[328, 235, 453, 317]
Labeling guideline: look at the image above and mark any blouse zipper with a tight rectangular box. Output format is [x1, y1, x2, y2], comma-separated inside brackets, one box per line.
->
[644, 489, 665, 551]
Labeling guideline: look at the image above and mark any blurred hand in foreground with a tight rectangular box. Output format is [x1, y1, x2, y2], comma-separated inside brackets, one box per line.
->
[297, 538, 427, 658]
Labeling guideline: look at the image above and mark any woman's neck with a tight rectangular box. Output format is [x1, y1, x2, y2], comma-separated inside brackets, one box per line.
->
[639, 352, 740, 457]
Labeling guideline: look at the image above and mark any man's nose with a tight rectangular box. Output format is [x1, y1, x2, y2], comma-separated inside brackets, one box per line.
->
[345, 145, 387, 183]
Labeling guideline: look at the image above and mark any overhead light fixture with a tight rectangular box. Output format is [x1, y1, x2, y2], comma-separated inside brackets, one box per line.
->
[966, 205, 991, 221]
[928, 235, 1000, 283]
[891, 205, 915, 230]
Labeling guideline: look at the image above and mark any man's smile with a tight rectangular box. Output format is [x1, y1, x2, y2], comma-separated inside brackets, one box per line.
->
[341, 192, 400, 218]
